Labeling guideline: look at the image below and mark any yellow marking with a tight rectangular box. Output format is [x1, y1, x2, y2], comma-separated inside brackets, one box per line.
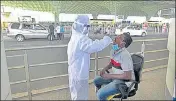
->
[12, 92, 28, 99]
[11, 79, 94, 99]
[8, 65, 25, 70]
[107, 93, 121, 100]
[142, 65, 167, 73]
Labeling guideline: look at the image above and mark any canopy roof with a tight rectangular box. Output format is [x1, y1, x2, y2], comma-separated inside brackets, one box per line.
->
[1, 1, 175, 17]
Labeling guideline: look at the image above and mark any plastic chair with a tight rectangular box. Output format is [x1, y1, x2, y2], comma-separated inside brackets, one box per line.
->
[106, 54, 144, 101]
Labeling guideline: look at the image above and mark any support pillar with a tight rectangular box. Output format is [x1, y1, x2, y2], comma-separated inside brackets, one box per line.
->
[92, 13, 98, 19]
[52, 1, 60, 24]
[165, 18, 175, 100]
[114, 1, 117, 30]
[54, 11, 60, 24]
[92, 13, 98, 33]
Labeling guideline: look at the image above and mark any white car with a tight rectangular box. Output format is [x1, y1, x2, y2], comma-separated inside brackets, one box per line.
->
[115, 26, 147, 37]
[7, 22, 50, 41]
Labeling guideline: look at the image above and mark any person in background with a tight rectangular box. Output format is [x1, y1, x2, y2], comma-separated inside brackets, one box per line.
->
[55, 23, 61, 40]
[106, 26, 111, 35]
[49, 23, 55, 41]
[98, 25, 102, 34]
[95, 25, 102, 34]
[142, 22, 148, 31]
[60, 25, 65, 40]
[162, 23, 168, 33]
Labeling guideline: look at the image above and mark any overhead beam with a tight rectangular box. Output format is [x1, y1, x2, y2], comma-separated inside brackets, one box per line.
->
[1, 1, 174, 17]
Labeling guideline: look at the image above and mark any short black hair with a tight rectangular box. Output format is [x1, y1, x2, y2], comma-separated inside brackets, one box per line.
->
[123, 33, 133, 48]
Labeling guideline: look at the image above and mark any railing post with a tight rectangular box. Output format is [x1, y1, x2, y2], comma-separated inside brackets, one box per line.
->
[94, 52, 98, 92]
[24, 50, 32, 100]
[141, 41, 145, 57]
[1, 32, 12, 100]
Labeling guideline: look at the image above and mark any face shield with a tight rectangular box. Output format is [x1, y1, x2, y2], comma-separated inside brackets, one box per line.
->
[74, 21, 90, 35]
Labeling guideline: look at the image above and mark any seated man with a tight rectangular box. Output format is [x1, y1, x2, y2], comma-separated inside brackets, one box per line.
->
[93, 33, 134, 100]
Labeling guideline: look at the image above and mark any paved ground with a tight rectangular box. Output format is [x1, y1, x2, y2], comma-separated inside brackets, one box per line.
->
[3, 33, 169, 97]
[13, 68, 167, 100]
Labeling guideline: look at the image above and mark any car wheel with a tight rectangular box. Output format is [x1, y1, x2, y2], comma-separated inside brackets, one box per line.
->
[141, 32, 146, 37]
[16, 35, 25, 42]
[47, 34, 51, 40]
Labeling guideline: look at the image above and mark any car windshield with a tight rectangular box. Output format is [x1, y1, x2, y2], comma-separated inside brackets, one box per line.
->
[22, 23, 33, 29]
[11, 23, 20, 29]
[34, 24, 46, 30]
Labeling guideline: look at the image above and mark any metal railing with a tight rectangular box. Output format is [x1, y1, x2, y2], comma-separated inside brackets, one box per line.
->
[5, 38, 168, 100]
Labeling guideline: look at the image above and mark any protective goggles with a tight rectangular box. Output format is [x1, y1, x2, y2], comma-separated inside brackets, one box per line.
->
[74, 21, 90, 28]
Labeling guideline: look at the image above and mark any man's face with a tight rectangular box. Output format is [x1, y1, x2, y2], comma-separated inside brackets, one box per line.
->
[113, 34, 125, 46]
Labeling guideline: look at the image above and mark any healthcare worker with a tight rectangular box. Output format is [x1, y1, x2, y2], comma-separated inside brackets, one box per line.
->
[67, 15, 112, 100]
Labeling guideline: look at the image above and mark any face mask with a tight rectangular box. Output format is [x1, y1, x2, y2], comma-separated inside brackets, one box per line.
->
[82, 27, 89, 35]
[112, 44, 119, 51]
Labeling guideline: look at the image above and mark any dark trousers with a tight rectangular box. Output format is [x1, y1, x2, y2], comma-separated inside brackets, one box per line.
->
[57, 33, 62, 40]
[49, 32, 54, 41]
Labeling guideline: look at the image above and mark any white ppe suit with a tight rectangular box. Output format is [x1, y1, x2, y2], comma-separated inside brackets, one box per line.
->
[67, 15, 112, 100]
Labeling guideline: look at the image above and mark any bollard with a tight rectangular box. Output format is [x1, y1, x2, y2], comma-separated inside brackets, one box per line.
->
[141, 41, 145, 57]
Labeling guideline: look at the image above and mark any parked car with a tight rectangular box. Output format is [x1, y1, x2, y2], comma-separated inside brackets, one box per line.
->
[7, 22, 50, 41]
[115, 26, 147, 37]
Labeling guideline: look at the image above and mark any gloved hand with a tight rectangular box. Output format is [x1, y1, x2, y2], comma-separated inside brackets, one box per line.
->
[103, 35, 113, 43]
[105, 34, 116, 42]
[106, 33, 117, 37]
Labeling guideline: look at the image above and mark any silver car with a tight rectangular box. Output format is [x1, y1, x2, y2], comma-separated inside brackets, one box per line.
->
[7, 22, 50, 41]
